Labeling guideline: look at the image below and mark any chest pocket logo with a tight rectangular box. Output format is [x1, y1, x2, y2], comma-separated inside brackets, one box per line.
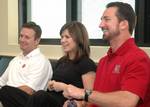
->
[113, 64, 121, 74]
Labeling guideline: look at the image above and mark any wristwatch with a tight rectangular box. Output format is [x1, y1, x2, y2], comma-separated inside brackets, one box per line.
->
[84, 89, 92, 102]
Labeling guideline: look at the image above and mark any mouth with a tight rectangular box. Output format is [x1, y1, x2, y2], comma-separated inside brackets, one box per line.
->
[62, 44, 68, 48]
[20, 43, 25, 46]
[102, 28, 108, 33]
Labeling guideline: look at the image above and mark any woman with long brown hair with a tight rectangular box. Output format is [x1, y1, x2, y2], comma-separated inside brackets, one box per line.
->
[26, 21, 96, 107]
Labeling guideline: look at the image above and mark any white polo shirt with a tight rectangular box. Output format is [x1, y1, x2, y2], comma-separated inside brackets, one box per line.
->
[0, 48, 53, 91]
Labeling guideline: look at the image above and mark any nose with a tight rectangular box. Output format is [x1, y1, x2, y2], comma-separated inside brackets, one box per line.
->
[60, 36, 66, 44]
[19, 36, 23, 41]
[99, 20, 104, 29]
[19, 36, 25, 43]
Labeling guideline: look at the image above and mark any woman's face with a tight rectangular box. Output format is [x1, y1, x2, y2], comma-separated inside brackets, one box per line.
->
[60, 29, 77, 57]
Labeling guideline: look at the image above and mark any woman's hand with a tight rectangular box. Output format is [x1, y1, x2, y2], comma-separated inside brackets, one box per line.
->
[48, 80, 67, 92]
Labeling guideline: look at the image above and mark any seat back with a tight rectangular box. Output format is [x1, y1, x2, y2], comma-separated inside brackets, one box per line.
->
[0, 56, 14, 76]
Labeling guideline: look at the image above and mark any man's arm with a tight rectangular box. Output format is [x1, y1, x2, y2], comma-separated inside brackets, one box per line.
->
[63, 85, 140, 107]
[88, 90, 139, 107]
[23, 59, 53, 92]
[18, 85, 35, 95]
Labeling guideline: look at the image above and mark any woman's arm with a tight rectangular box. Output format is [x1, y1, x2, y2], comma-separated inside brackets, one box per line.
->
[78, 71, 96, 107]
[48, 80, 68, 92]
[48, 71, 95, 93]
[82, 71, 95, 90]
[63, 71, 96, 107]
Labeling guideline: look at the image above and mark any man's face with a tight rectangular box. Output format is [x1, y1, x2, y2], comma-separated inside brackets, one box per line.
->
[99, 7, 121, 41]
[19, 28, 40, 55]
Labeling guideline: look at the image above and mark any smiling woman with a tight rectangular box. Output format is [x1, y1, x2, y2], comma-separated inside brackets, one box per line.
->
[24, 21, 97, 107]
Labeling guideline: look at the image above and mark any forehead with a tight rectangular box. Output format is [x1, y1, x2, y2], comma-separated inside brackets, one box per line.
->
[61, 29, 70, 35]
[61, 29, 75, 40]
[20, 28, 35, 35]
[101, 7, 118, 19]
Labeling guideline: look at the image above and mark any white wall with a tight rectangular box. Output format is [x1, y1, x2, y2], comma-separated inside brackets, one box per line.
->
[0, 0, 149, 63]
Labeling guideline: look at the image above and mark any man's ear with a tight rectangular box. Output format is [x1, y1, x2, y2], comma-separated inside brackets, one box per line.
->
[35, 38, 41, 45]
[120, 20, 128, 30]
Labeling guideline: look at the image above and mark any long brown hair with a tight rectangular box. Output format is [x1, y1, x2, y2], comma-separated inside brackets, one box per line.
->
[60, 21, 90, 61]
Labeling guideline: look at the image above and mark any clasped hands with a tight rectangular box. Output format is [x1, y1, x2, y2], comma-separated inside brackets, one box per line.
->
[48, 81, 86, 107]
[48, 80, 84, 100]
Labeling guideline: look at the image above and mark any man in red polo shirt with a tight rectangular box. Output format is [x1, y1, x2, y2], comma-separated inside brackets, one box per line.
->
[63, 2, 150, 107]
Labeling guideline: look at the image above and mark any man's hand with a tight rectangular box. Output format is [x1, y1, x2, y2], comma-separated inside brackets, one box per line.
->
[63, 84, 85, 100]
[18, 85, 34, 95]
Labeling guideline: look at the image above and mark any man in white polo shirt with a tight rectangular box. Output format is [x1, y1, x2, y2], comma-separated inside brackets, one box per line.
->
[0, 22, 53, 107]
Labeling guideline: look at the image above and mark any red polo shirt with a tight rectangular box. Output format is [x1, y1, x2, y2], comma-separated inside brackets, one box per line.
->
[91, 38, 150, 107]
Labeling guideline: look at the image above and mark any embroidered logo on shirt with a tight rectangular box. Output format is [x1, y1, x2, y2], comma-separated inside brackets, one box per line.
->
[113, 64, 121, 74]
[22, 64, 26, 68]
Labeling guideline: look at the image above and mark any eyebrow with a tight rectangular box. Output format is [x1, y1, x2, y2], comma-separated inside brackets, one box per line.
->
[101, 16, 110, 20]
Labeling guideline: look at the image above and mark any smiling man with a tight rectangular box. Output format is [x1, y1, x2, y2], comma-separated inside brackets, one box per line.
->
[63, 2, 150, 107]
[0, 22, 53, 107]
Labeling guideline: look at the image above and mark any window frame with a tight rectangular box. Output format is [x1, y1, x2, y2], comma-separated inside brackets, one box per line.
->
[135, 0, 150, 47]
[18, 0, 150, 47]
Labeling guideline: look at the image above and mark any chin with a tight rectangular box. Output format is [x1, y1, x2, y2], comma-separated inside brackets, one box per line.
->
[20, 47, 26, 50]
[63, 48, 68, 52]
[20, 47, 24, 50]
[64, 50, 70, 53]
[103, 34, 112, 40]
[103, 35, 109, 40]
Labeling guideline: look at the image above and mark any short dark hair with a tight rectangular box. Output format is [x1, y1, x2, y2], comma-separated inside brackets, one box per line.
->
[107, 2, 136, 34]
[22, 21, 42, 39]
[60, 21, 90, 61]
